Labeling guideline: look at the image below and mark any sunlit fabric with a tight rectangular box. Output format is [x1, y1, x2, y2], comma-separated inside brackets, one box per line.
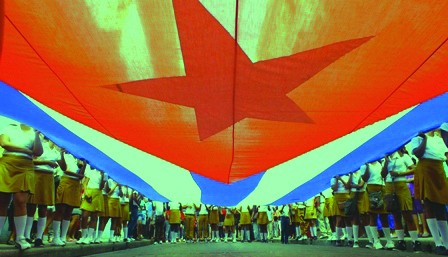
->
[0, 1, 448, 204]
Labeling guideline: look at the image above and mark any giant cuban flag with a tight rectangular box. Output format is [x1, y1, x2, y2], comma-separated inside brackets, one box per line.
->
[0, 0, 448, 205]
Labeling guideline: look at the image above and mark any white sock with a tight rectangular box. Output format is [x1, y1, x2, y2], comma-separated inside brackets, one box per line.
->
[0, 216, 6, 234]
[313, 227, 317, 237]
[36, 217, 47, 239]
[370, 226, 379, 243]
[353, 225, 359, 242]
[310, 227, 314, 237]
[211, 231, 215, 239]
[110, 230, 114, 239]
[124, 227, 128, 238]
[91, 229, 96, 239]
[396, 229, 405, 241]
[295, 227, 299, 237]
[409, 230, 418, 243]
[343, 227, 347, 237]
[225, 233, 228, 241]
[88, 228, 95, 239]
[365, 225, 373, 243]
[15, 215, 28, 241]
[53, 221, 61, 240]
[97, 230, 104, 240]
[61, 220, 70, 241]
[437, 220, 448, 248]
[170, 232, 175, 241]
[383, 227, 393, 244]
[24, 216, 34, 239]
[347, 227, 353, 241]
[336, 227, 342, 240]
[81, 228, 88, 239]
[427, 219, 442, 246]
[233, 233, 236, 240]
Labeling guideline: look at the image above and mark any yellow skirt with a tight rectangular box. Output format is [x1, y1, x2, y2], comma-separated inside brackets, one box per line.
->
[385, 181, 413, 211]
[323, 198, 334, 217]
[0, 155, 35, 194]
[121, 203, 130, 221]
[291, 208, 300, 223]
[366, 184, 387, 214]
[99, 195, 109, 217]
[80, 188, 104, 213]
[169, 209, 181, 224]
[240, 212, 251, 225]
[304, 206, 317, 220]
[108, 197, 122, 218]
[333, 193, 350, 217]
[257, 212, 268, 224]
[55, 176, 81, 207]
[29, 170, 54, 205]
[350, 191, 369, 215]
[209, 210, 219, 224]
[414, 159, 448, 204]
[223, 213, 234, 226]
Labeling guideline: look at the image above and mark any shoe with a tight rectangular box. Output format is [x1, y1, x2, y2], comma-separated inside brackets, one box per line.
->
[233, 239, 237, 243]
[353, 241, 359, 248]
[384, 242, 395, 250]
[412, 241, 423, 253]
[340, 235, 346, 241]
[93, 237, 102, 244]
[373, 241, 383, 250]
[395, 240, 406, 251]
[77, 237, 85, 244]
[109, 237, 116, 243]
[34, 238, 45, 247]
[346, 240, 354, 247]
[365, 242, 374, 249]
[302, 235, 308, 240]
[319, 235, 328, 239]
[421, 233, 430, 238]
[25, 238, 32, 244]
[154, 242, 158, 245]
[335, 240, 344, 247]
[82, 238, 91, 245]
[51, 238, 66, 246]
[15, 239, 32, 250]
[435, 246, 448, 255]
[130, 238, 135, 242]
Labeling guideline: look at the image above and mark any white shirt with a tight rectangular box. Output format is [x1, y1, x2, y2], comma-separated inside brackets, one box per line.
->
[1, 125, 35, 158]
[146, 202, 153, 216]
[350, 172, 366, 192]
[267, 208, 273, 221]
[360, 162, 384, 185]
[169, 202, 180, 210]
[258, 206, 268, 212]
[154, 201, 164, 216]
[109, 180, 120, 198]
[121, 187, 130, 203]
[101, 173, 109, 195]
[386, 154, 414, 182]
[85, 168, 103, 189]
[62, 153, 80, 179]
[411, 135, 448, 161]
[280, 205, 290, 217]
[183, 203, 195, 215]
[34, 142, 61, 172]
[199, 205, 209, 215]
[331, 175, 349, 193]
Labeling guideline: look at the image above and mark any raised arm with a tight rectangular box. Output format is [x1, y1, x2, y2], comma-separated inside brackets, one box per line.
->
[361, 164, 370, 182]
[381, 155, 390, 179]
[413, 133, 427, 158]
[32, 130, 44, 156]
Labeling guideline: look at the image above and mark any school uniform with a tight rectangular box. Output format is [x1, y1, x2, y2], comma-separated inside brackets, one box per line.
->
[98, 173, 110, 217]
[0, 125, 36, 194]
[257, 206, 269, 225]
[183, 203, 195, 240]
[121, 194, 130, 222]
[55, 153, 82, 207]
[80, 168, 105, 212]
[331, 176, 351, 216]
[198, 205, 209, 238]
[350, 172, 369, 215]
[107, 180, 122, 218]
[384, 154, 414, 211]
[168, 202, 181, 224]
[361, 162, 388, 214]
[29, 141, 60, 206]
[223, 208, 235, 227]
[239, 205, 251, 225]
[209, 206, 219, 224]
[411, 135, 448, 204]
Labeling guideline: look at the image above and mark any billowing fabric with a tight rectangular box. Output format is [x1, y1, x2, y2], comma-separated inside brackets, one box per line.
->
[1, 1, 448, 205]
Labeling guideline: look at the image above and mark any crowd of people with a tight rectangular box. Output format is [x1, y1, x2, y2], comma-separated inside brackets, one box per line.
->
[0, 121, 447, 254]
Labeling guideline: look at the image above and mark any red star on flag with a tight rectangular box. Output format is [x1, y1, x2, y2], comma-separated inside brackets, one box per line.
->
[105, 1, 373, 141]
